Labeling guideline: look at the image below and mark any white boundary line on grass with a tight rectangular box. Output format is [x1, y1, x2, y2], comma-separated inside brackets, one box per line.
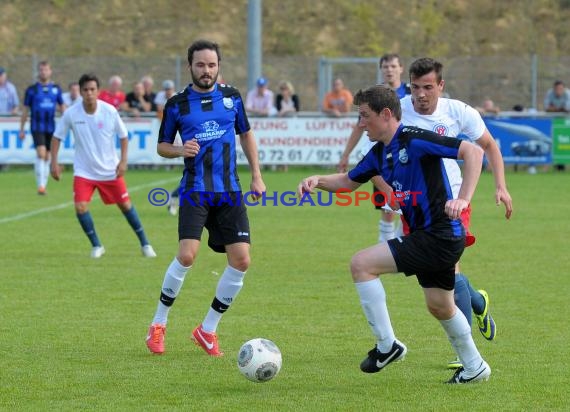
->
[0, 177, 180, 225]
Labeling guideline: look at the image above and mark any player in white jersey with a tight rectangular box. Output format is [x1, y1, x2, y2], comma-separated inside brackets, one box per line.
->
[401, 58, 513, 369]
[50, 73, 156, 259]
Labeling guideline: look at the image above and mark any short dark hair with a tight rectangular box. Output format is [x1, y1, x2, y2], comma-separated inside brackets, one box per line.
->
[379, 53, 402, 67]
[409, 57, 444, 83]
[354, 84, 402, 120]
[78, 73, 100, 89]
[187, 39, 221, 65]
[554, 80, 565, 87]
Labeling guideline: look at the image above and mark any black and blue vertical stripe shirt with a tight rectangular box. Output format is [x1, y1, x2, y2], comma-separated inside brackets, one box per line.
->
[158, 83, 250, 194]
[23, 82, 63, 134]
[349, 124, 465, 239]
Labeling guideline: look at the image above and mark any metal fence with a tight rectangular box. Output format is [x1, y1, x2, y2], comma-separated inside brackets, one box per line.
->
[3, 54, 570, 113]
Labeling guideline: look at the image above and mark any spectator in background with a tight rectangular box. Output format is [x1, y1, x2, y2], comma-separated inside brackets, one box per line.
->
[98, 75, 126, 109]
[544, 80, 570, 112]
[246, 77, 276, 117]
[19, 60, 65, 195]
[154, 79, 176, 119]
[62, 82, 82, 107]
[476, 98, 500, 115]
[322, 78, 353, 116]
[121, 81, 152, 117]
[0, 67, 20, 115]
[275, 80, 300, 117]
[141, 75, 157, 111]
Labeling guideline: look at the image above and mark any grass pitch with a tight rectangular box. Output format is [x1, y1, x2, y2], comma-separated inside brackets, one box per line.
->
[0, 166, 567, 411]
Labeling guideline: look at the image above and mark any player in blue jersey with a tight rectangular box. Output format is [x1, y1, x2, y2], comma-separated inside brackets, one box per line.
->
[298, 84, 491, 384]
[19, 61, 65, 195]
[146, 40, 266, 356]
[338, 53, 411, 242]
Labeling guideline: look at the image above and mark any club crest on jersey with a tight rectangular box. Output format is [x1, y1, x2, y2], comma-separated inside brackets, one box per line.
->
[398, 148, 408, 163]
[433, 123, 449, 136]
[223, 97, 234, 109]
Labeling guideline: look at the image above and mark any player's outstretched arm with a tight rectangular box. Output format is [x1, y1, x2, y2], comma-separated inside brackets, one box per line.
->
[476, 129, 513, 219]
[297, 173, 360, 197]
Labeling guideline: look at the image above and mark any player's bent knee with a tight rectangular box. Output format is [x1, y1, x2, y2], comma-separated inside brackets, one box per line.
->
[176, 252, 196, 267]
[74, 203, 89, 214]
[426, 302, 454, 320]
[350, 254, 370, 282]
[228, 255, 250, 272]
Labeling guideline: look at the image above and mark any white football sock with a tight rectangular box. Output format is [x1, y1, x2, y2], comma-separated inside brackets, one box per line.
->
[355, 278, 396, 352]
[42, 159, 50, 188]
[439, 308, 484, 372]
[379, 220, 396, 243]
[34, 157, 43, 189]
[202, 266, 245, 333]
[152, 257, 191, 325]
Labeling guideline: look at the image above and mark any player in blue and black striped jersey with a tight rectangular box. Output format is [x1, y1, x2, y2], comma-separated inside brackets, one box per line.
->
[19, 61, 65, 195]
[146, 39, 266, 357]
[298, 84, 491, 384]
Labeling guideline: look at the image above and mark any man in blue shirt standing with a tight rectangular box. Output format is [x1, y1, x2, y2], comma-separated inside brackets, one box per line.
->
[19, 61, 65, 195]
[146, 39, 266, 357]
[298, 84, 490, 384]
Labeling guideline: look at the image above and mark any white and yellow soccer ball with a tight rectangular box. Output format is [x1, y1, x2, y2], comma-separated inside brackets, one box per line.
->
[237, 338, 282, 383]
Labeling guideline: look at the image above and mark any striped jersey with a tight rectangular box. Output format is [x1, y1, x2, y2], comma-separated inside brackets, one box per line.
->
[349, 124, 464, 238]
[158, 83, 250, 193]
[23, 82, 64, 134]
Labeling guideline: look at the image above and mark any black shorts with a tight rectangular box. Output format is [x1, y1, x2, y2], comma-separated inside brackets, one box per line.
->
[387, 230, 465, 290]
[178, 191, 250, 253]
[32, 132, 54, 151]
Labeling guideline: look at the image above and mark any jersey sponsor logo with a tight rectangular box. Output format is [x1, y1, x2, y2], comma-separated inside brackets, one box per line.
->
[223, 97, 234, 109]
[433, 123, 449, 135]
[196, 120, 225, 141]
[398, 148, 408, 164]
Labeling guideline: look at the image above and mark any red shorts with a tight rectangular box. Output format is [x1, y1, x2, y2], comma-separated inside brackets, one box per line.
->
[73, 176, 130, 205]
[401, 204, 476, 247]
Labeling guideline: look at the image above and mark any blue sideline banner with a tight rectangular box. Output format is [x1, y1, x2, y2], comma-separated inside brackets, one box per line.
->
[483, 117, 552, 164]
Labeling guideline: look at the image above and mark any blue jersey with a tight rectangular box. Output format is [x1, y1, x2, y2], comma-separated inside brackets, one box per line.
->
[23, 82, 64, 134]
[158, 83, 250, 193]
[394, 82, 411, 99]
[349, 124, 464, 238]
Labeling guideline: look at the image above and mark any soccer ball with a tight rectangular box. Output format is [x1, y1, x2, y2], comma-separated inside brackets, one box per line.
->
[237, 338, 282, 382]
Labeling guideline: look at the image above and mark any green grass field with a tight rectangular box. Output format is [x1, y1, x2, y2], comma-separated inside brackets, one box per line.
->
[0, 166, 568, 411]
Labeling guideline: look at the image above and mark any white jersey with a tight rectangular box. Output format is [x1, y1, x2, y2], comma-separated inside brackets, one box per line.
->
[54, 99, 128, 181]
[400, 95, 486, 197]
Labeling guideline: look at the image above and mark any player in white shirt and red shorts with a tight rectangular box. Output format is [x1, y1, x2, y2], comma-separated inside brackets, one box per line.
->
[51, 73, 156, 259]
[390, 58, 513, 369]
